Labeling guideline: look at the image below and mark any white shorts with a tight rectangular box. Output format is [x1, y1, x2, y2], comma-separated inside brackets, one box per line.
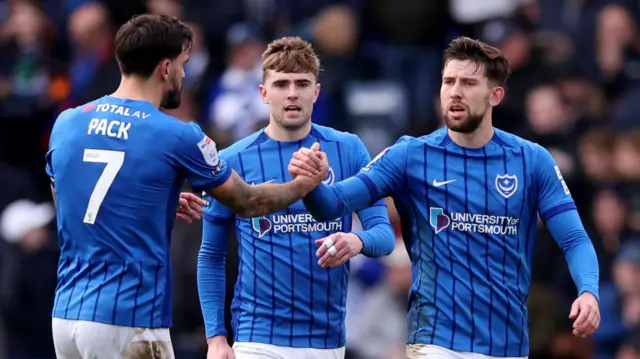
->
[232, 342, 345, 359]
[52, 318, 175, 359]
[406, 344, 528, 359]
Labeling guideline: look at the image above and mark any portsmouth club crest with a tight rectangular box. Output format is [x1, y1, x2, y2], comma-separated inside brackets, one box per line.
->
[323, 167, 335, 185]
[495, 174, 518, 199]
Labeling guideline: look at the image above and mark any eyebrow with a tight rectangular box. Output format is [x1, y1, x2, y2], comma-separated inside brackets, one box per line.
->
[272, 79, 312, 85]
[442, 75, 479, 81]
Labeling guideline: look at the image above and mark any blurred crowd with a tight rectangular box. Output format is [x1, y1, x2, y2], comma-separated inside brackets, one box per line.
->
[1, 0, 640, 359]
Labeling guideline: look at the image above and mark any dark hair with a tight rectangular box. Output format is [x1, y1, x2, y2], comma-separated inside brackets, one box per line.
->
[114, 14, 193, 78]
[443, 36, 510, 86]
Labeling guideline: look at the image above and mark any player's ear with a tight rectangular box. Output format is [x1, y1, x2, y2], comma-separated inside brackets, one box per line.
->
[489, 85, 505, 107]
[159, 59, 171, 81]
[313, 83, 321, 104]
[259, 84, 268, 104]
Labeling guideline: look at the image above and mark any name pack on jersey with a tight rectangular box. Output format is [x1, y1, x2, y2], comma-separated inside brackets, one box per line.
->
[85, 103, 153, 140]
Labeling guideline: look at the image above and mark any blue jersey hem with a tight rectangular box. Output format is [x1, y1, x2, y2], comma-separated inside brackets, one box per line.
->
[234, 336, 345, 349]
[51, 313, 171, 329]
[407, 337, 529, 357]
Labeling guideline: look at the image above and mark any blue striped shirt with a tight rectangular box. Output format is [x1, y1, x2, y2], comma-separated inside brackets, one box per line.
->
[45, 96, 231, 328]
[198, 125, 395, 348]
[302, 127, 600, 357]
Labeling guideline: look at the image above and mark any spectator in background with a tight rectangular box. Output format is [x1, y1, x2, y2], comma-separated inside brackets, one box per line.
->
[201, 22, 269, 148]
[0, 162, 58, 359]
[0, 0, 58, 177]
[347, 239, 411, 359]
[64, 1, 119, 107]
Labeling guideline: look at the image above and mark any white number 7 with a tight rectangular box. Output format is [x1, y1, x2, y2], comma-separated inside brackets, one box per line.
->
[83, 149, 125, 224]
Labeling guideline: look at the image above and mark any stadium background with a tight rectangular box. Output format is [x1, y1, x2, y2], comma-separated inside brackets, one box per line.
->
[0, 0, 639, 358]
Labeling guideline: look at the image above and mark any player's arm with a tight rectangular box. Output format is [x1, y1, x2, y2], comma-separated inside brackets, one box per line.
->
[314, 139, 397, 268]
[297, 137, 410, 222]
[46, 150, 57, 207]
[176, 123, 325, 219]
[534, 146, 600, 301]
[205, 170, 318, 218]
[197, 195, 233, 343]
[351, 138, 396, 257]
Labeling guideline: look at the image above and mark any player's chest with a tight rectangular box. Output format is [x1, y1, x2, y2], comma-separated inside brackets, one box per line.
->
[407, 153, 533, 216]
[236, 144, 351, 211]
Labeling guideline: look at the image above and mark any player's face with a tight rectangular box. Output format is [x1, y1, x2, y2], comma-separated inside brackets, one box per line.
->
[259, 70, 321, 130]
[440, 59, 501, 133]
[160, 52, 187, 110]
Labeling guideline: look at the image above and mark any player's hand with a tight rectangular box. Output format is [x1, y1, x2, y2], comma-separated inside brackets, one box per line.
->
[288, 142, 329, 189]
[207, 336, 235, 359]
[569, 292, 600, 337]
[176, 192, 205, 224]
[315, 232, 363, 268]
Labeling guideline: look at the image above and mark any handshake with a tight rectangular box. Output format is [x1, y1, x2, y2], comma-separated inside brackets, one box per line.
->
[287, 142, 330, 194]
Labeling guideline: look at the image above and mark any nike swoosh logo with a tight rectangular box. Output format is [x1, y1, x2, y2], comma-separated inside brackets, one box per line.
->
[433, 179, 456, 187]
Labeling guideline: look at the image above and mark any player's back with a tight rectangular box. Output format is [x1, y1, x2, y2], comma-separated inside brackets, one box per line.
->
[387, 127, 573, 357]
[47, 96, 191, 328]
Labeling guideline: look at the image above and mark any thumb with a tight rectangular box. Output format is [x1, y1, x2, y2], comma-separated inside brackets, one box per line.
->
[569, 300, 580, 319]
[310, 142, 321, 152]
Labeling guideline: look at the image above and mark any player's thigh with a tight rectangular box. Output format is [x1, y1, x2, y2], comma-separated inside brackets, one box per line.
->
[406, 344, 467, 359]
[52, 318, 83, 359]
[308, 347, 345, 359]
[232, 342, 299, 359]
[68, 320, 173, 359]
[122, 337, 175, 359]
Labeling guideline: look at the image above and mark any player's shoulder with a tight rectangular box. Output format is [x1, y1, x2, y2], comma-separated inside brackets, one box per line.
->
[311, 124, 370, 155]
[216, 128, 267, 161]
[310, 123, 361, 144]
[493, 128, 548, 156]
[53, 98, 103, 125]
[384, 128, 442, 149]
[50, 99, 107, 139]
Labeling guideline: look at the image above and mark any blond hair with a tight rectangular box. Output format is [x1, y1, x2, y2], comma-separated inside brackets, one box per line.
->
[261, 37, 321, 81]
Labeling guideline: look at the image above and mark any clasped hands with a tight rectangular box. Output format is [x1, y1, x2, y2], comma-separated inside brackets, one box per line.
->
[288, 143, 363, 268]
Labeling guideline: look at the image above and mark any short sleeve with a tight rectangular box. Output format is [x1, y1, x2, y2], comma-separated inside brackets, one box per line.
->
[355, 136, 409, 199]
[45, 151, 55, 188]
[174, 122, 232, 193]
[534, 145, 576, 222]
[45, 109, 72, 189]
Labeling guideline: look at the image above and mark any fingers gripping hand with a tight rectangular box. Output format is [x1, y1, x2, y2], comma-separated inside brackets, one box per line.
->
[314, 233, 364, 268]
[288, 143, 328, 182]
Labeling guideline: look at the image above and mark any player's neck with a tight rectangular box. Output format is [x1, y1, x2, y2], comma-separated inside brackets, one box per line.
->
[110, 76, 163, 109]
[448, 119, 494, 149]
[265, 121, 312, 142]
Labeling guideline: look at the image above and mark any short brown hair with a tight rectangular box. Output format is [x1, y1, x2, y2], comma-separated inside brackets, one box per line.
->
[261, 37, 321, 81]
[114, 14, 193, 78]
[443, 36, 510, 86]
